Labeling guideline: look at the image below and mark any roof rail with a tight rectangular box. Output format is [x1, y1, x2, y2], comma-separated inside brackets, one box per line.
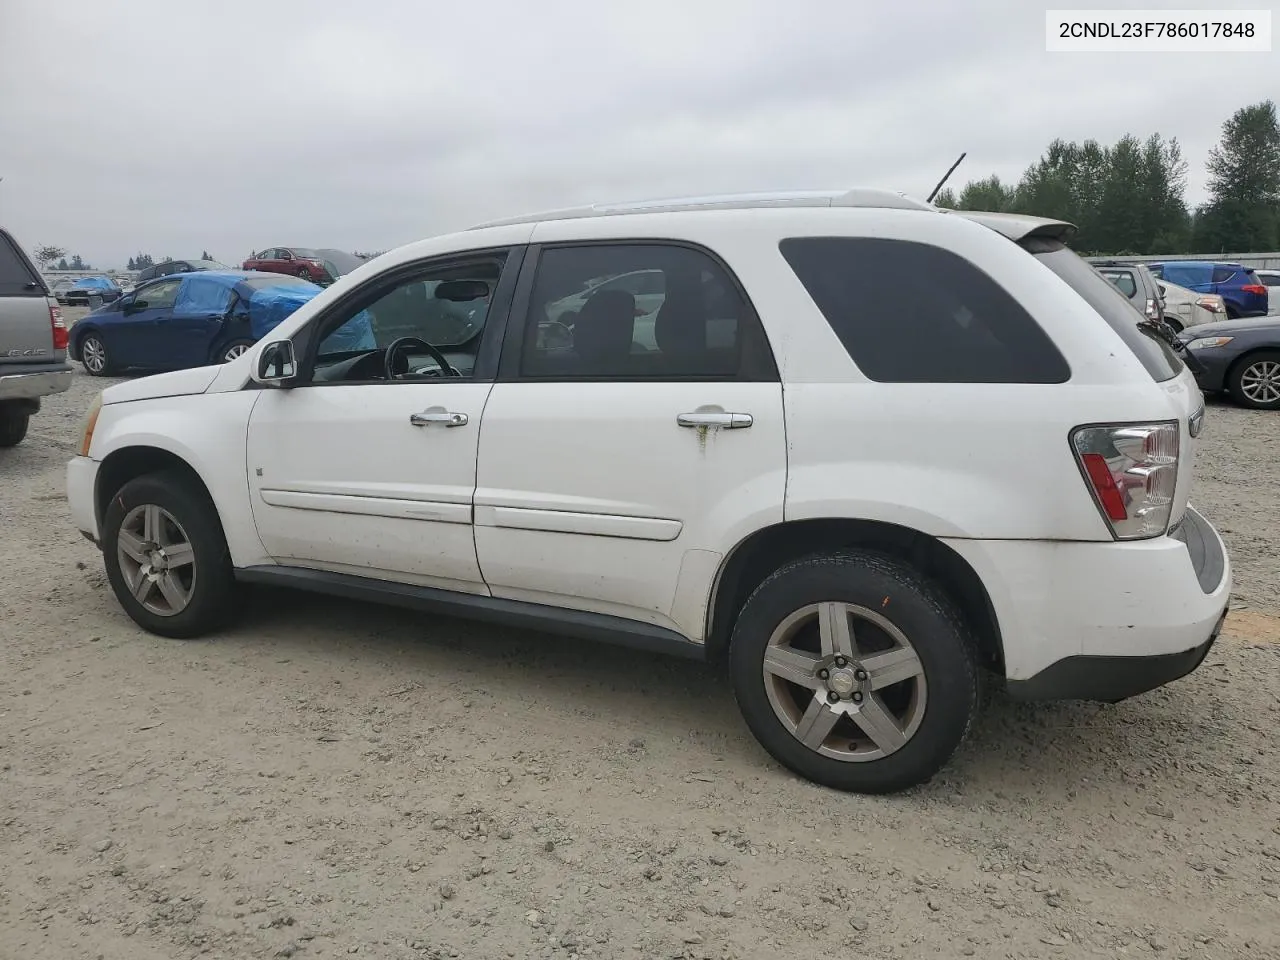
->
[469, 188, 935, 230]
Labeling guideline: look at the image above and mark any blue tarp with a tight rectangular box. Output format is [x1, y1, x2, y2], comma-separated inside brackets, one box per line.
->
[321, 308, 377, 352]
[71, 276, 119, 291]
[247, 284, 324, 340]
[174, 275, 235, 315]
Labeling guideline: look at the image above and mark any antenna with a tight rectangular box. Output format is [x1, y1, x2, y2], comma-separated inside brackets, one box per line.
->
[926, 152, 966, 203]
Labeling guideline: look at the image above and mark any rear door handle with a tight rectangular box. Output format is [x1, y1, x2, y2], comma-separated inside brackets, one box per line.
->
[677, 411, 753, 429]
[410, 409, 468, 427]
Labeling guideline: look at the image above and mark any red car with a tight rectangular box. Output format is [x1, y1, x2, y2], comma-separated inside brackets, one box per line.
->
[242, 247, 333, 283]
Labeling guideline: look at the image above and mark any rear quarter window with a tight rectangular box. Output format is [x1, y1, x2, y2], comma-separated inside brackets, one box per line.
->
[1211, 266, 1237, 283]
[779, 237, 1070, 383]
[0, 232, 44, 297]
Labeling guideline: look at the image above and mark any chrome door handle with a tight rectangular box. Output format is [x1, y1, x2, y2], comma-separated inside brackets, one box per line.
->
[677, 411, 753, 429]
[409, 410, 468, 427]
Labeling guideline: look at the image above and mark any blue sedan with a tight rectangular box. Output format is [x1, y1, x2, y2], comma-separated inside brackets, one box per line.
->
[69, 271, 322, 376]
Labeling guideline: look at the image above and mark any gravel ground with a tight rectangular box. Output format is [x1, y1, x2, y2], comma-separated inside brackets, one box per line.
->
[3, 333, 1279, 960]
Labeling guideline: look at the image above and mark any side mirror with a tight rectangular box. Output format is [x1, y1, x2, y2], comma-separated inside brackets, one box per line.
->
[124, 299, 147, 313]
[279, 251, 294, 260]
[251, 339, 298, 387]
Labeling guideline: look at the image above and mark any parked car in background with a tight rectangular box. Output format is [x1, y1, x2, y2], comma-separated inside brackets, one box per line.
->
[135, 258, 230, 284]
[1157, 281, 1227, 331]
[68, 271, 320, 376]
[0, 226, 71, 447]
[48, 277, 79, 305]
[64, 275, 123, 306]
[1149, 261, 1269, 319]
[65, 190, 1228, 795]
[1255, 269, 1280, 313]
[312, 249, 366, 282]
[1093, 261, 1165, 324]
[1179, 314, 1280, 409]
[243, 247, 343, 284]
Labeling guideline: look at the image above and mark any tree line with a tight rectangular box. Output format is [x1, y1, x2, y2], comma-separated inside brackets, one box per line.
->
[932, 100, 1280, 256]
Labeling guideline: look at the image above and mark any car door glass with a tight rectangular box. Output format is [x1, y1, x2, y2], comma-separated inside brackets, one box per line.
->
[521, 244, 757, 379]
[311, 254, 506, 382]
[137, 279, 181, 311]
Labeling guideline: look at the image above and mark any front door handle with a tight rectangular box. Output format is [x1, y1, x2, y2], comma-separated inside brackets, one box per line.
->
[410, 409, 468, 427]
[677, 411, 753, 429]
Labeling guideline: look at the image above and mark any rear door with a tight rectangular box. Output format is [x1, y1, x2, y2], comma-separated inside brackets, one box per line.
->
[473, 240, 786, 640]
[0, 229, 56, 365]
[154, 276, 232, 368]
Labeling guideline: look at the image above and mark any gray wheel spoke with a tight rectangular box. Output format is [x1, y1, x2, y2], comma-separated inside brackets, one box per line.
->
[156, 572, 189, 611]
[763, 645, 824, 689]
[850, 695, 907, 753]
[794, 695, 842, 749]
[861, 646, 924, 690]
[819, 602, 855, 658]
[117, 530, 148, 563]
[143, 504, 163, 544]
[164, 542, 195, 568]
[132, 571, 156, 604]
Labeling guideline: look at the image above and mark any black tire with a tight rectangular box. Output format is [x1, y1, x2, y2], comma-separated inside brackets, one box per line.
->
[0, 410, 29, 447]
[101, 470, 237, 638]
[729, 550, 980, 794]
[214, 339, 254, 364]
[79, 332, 113, 376]
[1227, 350, 1280, 410]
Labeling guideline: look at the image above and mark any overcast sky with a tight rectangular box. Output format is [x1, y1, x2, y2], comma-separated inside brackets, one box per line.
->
[1, 0, 1276, 269]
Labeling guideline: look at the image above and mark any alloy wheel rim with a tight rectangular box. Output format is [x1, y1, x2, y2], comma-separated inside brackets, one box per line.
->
[223, 344, 249, 362]
[1241, 361, 1280, 404]
[83, 338, 106, 373]
[762, 602, 928, 762]
[116, 504, 197, 617]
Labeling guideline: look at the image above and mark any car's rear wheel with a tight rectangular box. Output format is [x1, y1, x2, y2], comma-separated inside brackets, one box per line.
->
[80, 334, 112, 376]
[101, 470, 237, 638]
[1228, 350, 1280, 410]
[0, 409, 30, 447]
[729, 550, 980, 794]
[297, 267, 311, 280]
[217, 340, 254, 363]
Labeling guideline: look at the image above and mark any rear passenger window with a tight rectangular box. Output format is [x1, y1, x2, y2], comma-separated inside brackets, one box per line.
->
[520, 244, 772, 380]
[0, 234, 42, 297]
[780, 237, 1070, 384]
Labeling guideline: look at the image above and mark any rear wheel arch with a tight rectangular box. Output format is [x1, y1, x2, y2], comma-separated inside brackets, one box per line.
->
[705, 518, 1005, 674]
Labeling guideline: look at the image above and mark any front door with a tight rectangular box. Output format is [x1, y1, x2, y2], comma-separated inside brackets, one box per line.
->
[113, 278, 181, 365]
[474, 241, 786, 640]
[245, 247, 520, 592]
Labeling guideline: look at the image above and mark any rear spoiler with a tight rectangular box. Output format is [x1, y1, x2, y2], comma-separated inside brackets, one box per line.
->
[945, 210, 1078, 245]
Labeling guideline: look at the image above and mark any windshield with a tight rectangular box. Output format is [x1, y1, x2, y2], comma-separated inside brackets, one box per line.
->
[291, 248, 320, 259]
[1026, 240, 1182, 382]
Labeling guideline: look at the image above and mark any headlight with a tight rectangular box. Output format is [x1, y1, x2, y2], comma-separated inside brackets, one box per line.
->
[78, 392, 103, 457]
[1185, 337, 1233, 350]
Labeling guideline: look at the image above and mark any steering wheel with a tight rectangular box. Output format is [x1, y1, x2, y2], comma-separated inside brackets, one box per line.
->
[383, 336, 460, 380]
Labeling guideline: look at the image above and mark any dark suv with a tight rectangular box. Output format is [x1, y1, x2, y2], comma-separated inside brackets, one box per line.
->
[1149, 261, 1269, 319]
[136, 259, 228, 284]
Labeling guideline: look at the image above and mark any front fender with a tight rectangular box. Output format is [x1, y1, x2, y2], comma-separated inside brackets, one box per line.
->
[91, 390, 271, 567]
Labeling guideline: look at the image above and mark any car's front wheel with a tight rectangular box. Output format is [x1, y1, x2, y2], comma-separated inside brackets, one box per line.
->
[101, 470, 237, 638]
[79, 333, 112, 376]
[1229, 350, 1280, 410]
[729, 551, 980, 794]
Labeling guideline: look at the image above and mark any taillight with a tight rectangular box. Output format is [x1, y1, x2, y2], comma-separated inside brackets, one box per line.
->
[49, 300, 68, 351]
[1195, 296, 1224, 313]
[1144, 298, 1160, 320]
[1241, 283, 1267, 295]
[1072, 422, 1179, 540]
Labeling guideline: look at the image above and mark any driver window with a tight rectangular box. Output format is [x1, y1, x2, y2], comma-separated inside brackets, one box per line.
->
[313, 253, 506, 382]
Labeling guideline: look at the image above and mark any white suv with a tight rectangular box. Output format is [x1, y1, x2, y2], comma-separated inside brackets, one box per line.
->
[65, 190, 1231, 794]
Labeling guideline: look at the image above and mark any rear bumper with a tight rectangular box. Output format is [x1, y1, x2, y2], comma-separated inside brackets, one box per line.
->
[944, 506, 1231, 700]
[0, 366, 73, 401]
